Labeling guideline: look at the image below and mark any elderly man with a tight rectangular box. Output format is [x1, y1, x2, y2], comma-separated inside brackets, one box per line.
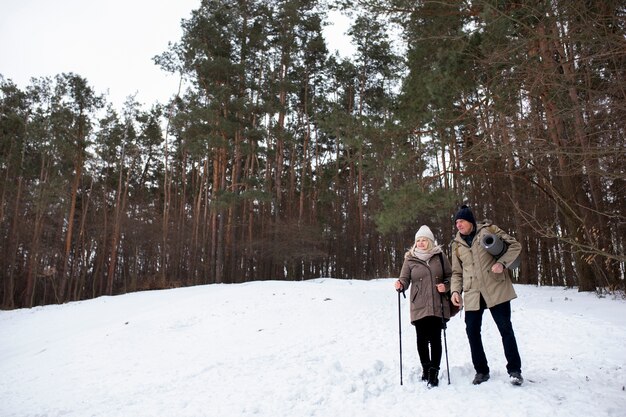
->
[450, 205, 524, 386]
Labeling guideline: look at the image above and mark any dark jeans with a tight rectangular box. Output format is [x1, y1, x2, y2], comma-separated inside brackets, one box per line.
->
[464, 296, 522, 375]
[413, 316, 443, 370]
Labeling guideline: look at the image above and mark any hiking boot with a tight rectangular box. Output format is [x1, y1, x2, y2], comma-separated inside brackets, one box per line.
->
[472, 372, 490, 385]
[427, 367, 439, 388]
[509, 371, 524, 386]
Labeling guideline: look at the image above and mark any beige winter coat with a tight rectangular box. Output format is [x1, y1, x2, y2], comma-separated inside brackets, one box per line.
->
[398, 250, 452, 323]
[450, 222, 521, 311]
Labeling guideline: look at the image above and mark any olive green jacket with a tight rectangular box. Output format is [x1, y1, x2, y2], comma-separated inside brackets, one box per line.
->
[450, 222, 521, 311]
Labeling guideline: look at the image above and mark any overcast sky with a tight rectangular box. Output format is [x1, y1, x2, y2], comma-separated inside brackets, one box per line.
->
[0, 0, 352, 110]
[0, 0, 202, 109]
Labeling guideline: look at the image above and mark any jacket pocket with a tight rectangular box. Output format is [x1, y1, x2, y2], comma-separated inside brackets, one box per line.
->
[489, 270, 506, 283]
[464, 289, 480, 309]
[411, 284, 420, 302]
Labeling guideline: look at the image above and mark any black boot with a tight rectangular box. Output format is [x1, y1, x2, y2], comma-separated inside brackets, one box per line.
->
[427, 367, 439, 388]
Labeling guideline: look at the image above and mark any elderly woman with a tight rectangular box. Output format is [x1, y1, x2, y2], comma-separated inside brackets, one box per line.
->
[394, 225, 452, 388]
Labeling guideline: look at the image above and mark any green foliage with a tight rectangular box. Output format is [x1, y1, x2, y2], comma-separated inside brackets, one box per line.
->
[375, 183, 457, 235]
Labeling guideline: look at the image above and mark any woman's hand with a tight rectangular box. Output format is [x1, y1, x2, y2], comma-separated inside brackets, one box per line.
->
[436, 283, 446, 293]
[394, 280, 403, 291]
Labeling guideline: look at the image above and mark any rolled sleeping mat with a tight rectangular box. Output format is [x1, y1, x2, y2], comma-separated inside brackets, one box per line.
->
[480, 233, 520, 270]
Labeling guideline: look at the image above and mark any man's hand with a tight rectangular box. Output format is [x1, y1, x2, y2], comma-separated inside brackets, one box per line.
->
[451, 292, 463, 307]
[491, 262, 504, 274]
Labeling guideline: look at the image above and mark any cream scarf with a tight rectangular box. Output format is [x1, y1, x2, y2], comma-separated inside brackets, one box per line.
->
[407, 244, 443, 263]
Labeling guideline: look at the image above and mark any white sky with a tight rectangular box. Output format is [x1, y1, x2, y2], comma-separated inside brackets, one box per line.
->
[0, 0, 201, 108]
[0, 0, 352, 110]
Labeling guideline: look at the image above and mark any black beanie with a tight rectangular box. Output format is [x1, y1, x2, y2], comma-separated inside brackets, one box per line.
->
[455, 205, 476, 226]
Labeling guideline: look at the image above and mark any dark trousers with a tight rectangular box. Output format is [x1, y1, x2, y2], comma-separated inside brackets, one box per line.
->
[413, 316, 443, 370]
[464, 296, 522, 374]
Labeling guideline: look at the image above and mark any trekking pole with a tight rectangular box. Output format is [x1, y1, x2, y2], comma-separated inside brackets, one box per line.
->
[440, 294, 451, 385]
[397, 288, 406, 385]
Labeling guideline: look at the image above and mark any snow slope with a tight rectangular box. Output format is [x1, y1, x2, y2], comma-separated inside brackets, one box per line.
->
[1, 279, 625, 417]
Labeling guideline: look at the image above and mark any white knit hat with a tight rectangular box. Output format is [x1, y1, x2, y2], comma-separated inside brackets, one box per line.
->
[415, 225, 435, 243]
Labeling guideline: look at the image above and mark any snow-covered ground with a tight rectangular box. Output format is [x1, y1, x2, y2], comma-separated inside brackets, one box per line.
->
[1, 279, 625, 417]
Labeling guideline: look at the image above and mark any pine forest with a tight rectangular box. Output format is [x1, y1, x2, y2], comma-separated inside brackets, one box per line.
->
[1, 0, 624, 308]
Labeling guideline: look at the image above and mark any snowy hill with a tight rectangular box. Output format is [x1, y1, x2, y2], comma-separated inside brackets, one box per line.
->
[1, 279, 625, 417]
